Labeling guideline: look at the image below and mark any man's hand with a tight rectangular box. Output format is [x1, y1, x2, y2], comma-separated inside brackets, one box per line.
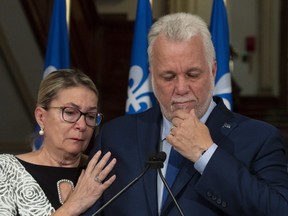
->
[166, 109, 213, 162]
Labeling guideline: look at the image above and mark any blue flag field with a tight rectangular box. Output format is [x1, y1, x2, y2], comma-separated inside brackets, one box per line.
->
[34, 0, 70, 150]
[125, 0, 155, 114]
[209, 0, 233, 110]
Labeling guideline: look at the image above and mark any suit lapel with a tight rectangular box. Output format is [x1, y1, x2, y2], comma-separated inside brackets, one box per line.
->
[161, 160, 198, 213]
[206, 97, 238, 151]
[136, 104, 162, 215]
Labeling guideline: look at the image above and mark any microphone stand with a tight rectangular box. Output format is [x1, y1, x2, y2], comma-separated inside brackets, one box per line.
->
[91, 152, 184, 216]
[92, 165, 151, 216]
[149, 152, 184, 216]
[157, 169, 185, 216]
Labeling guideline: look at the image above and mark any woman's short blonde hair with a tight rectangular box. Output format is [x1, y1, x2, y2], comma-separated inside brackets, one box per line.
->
[37, 69, 98, 109]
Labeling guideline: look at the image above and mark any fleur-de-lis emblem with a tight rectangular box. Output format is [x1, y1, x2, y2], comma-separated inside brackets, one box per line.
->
[125, 65, 154, 114]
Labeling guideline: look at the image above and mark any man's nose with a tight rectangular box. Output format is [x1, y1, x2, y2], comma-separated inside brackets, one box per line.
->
[175, 77, 189, 94]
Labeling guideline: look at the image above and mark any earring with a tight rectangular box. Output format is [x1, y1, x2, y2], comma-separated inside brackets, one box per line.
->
[39, 128, 44, 136]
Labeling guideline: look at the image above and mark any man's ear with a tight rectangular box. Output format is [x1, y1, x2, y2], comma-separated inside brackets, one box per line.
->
[212, 60, 217, 78]
[35, 106, 46, 128]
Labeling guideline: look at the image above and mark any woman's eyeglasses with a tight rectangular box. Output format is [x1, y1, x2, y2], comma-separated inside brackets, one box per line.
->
[49, 107, 103, 128]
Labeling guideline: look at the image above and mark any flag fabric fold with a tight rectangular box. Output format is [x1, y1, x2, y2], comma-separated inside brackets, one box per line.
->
[125, 0, 155, 114]
[34, 0, 70, 150]
[209, 0, 233, 110]
[43, 0, 70, 77]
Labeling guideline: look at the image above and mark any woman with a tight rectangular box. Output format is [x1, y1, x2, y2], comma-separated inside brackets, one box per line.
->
[0, 69, 116, 215]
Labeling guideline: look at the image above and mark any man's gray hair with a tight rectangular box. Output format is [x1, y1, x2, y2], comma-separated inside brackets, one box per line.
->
[148, 12, 215, 68]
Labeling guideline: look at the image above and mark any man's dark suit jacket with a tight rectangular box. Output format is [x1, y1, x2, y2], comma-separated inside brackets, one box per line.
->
[85, 97, 288, 216]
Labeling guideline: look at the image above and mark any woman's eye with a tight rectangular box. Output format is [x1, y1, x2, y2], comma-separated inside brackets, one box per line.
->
[87, 114, 96, 120]
[64, 109, 77, 116]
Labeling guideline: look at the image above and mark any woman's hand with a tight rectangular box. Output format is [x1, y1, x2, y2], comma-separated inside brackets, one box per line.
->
[54, 151, 116, 216]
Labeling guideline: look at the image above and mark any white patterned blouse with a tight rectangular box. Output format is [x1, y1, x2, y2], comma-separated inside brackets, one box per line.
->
[0, 154, 83, 216]
[0, 154, 55, 215]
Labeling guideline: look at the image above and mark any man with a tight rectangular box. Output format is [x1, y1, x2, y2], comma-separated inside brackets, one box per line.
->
[87, 13, 288, 215]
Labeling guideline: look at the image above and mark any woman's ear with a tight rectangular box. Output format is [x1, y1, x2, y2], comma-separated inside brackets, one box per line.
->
[35, 106, 46, 128]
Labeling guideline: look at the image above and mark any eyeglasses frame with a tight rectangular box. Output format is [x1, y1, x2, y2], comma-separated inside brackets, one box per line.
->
[48, 106, 104, 128]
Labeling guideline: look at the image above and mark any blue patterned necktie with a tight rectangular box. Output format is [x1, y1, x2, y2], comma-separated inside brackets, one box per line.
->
[162, 147, 183, 208]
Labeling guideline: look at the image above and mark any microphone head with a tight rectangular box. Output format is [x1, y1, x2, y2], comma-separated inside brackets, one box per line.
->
[157, 151, 167, 162]
[149, 151, 166, 162]
[147, 152, 166, 169]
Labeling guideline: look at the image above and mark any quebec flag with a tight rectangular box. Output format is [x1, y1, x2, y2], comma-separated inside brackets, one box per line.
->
[34, 0, 70, 150]
[209, 0, 233, 110]
[43, 0, 70, 78]
[125, 0, 155, 114]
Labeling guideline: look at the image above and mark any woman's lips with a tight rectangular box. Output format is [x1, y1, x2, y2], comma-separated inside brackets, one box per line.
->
[71, 138, 84, 142]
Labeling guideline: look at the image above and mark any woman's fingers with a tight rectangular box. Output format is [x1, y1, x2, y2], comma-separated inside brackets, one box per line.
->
[93, 156, 117, 184]
[85, 151, 117, 184]
[85, 150, 102, 174]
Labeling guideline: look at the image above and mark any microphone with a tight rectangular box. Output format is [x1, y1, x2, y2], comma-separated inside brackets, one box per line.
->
[91, 152, 165, 215]
[147, 151, 166, 169]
